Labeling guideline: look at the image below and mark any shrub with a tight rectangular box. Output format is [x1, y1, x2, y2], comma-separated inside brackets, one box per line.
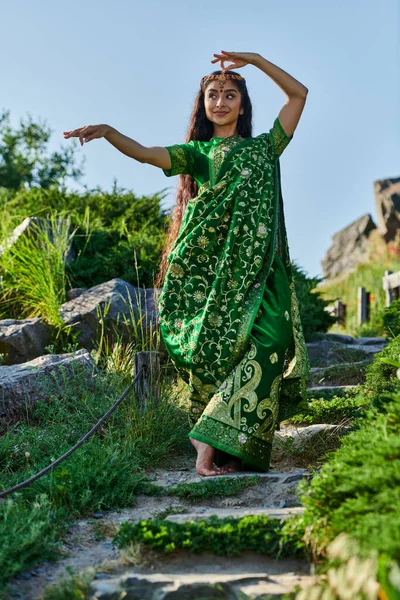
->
[291, 262, 337, 341]
[297, 385, 400, 562]
[382, 298, 400, 339]
[113, 514, 305, 558]
[364, 334, 400, 396]
[2, 185, 169, 291]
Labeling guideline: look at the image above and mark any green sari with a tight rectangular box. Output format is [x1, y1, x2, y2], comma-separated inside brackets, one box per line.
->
[156, 117, 311, 471]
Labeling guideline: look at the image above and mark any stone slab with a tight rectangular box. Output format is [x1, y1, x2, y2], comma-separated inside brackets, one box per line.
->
[165, 507, 305, 523]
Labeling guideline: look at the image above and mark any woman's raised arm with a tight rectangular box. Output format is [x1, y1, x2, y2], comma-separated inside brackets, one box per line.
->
[62, 124, 171, 169]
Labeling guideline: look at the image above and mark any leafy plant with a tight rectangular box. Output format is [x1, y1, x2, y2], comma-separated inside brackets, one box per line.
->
[114, 514, 305, 558]
[291, 261, 337, 341]
[382, 298, 400, 339]
[0, 109, 83, 191]
[288, 394, 368, 425]
[0, 214, 76, 327]
[297, 385, 400, 562]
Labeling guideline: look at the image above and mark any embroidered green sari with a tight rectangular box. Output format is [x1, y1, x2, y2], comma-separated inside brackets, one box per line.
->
[156, 117, 311, 471]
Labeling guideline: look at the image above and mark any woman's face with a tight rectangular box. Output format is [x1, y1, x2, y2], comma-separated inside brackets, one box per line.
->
[204, 81, 243, 129]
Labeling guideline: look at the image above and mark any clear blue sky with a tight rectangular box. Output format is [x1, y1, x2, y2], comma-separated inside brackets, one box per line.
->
[2, 0, 399, 280]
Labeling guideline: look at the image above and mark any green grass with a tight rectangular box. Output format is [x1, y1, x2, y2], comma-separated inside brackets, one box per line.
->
[297, 389, 400, 562]
[287, 393, 368, 425]
[113, 514, 305, 558]
[0, 364, 190, 594]
[0, 214, 75, 326]
[317, 255, 400, 338]
[41, 567, 95, 600]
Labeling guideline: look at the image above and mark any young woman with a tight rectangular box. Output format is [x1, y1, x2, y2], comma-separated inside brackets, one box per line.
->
[63, 51, 311, 477]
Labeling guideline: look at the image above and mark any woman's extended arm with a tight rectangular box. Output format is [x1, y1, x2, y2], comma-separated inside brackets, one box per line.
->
[63, 124, 171, 169]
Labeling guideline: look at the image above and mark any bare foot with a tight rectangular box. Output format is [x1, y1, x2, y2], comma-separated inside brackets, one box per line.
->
[190, 438, 220, 476]
[218, 458, 242, 474]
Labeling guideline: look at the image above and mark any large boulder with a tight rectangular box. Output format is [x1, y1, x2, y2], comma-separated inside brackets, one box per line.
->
[0, 349, 97, 428]
[60, 278, 162, 350]
[374, 177, 400, 242]
[0, 318, 52, 365]
[321, 214, 377, 279]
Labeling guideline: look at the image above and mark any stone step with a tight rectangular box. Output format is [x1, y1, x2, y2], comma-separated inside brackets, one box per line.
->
[310, 359, 371, 374]
[274, 424, 348, 452]
[148, 468, 310, 488]
[89, 556, 315, 599]
[322, 333, 388, 345]
[165, 506, 305, 523]
[307, 384, 358, 393]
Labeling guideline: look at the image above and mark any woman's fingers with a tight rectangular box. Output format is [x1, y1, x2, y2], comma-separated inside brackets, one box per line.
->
[64, 124, 107, 145]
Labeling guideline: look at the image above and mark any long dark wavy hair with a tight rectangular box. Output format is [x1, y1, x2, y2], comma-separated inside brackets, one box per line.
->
[153, 70, 253, 290]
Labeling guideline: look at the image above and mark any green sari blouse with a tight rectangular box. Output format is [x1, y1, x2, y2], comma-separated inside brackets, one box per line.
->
[157, 117, 311, 471]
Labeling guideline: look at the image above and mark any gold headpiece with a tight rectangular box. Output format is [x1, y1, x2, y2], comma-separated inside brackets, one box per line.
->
[201, 72, 244, 90]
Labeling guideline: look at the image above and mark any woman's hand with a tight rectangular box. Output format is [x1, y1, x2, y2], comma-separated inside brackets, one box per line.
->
[211, 50, 259, 72]
[63, 124, 111, 146]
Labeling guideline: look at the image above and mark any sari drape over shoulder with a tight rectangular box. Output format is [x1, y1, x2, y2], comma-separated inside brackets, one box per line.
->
[156, 118, 311, 471]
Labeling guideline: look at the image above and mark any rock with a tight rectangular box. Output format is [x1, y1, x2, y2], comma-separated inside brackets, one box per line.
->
[59, 278, 161, 350]
[0, 348, 97, 426]
[0, 318, 52, 365]
[306, 340, 370, 367]
[89, 569, 314, 600]
[275, 424, 342, 450]
[355, 337, 388, 346]
[165, 507, 305, 523]
[0, 216, 76, 262]
[67, 287, 88, 301]
[322, 334, 355, 344]
[374, 177, 400, 242]
[310, 360, 372, 386]
[307, 385, 358, 394]
[321, 214, 377, 279]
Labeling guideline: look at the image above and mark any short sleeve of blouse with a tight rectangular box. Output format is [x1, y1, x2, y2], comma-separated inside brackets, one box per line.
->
[162, 141, 198, 177]
[268, 117, 293, 158]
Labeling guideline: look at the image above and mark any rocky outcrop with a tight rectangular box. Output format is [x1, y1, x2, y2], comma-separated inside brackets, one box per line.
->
[374, 177, 400, 242]
[321, 214, 377, 279]
[59, 278, 161, 350]
[321, 176, 400, 279]
[0, 318, 52, 365]
[0, 349, 97, 427]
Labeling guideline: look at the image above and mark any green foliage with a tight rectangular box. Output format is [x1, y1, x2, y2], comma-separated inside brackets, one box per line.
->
[169, 476, 260, 499]
[288, 393, 368, 425]
[114, 514, 305, 558]
[0, 365, 190, 590]
[297, 385, 400, 562]
[287, 533, 400, 600]
[0, 110, 83, 191]
[41, 567, 95, 600]
[0, 369, 190, 511]
[364, 334, 400, 396]
[1, 184, 169, 292]
[382, 298, 400, 339]
[291, 262, 337, 341]
[317, 259, 400, 337]
[0, 214, 75, 326]
[0, 494, 66, 595]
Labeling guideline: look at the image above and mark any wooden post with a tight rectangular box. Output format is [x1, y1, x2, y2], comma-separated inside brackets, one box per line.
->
[383, 270, 394, 307]
[134, 351, 161, 410]
[334, 300, 346, 326]
[357, 287, 369, 325]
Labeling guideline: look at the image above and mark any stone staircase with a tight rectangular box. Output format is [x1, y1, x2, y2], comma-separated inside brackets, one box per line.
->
[7, 334, 388, 600]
